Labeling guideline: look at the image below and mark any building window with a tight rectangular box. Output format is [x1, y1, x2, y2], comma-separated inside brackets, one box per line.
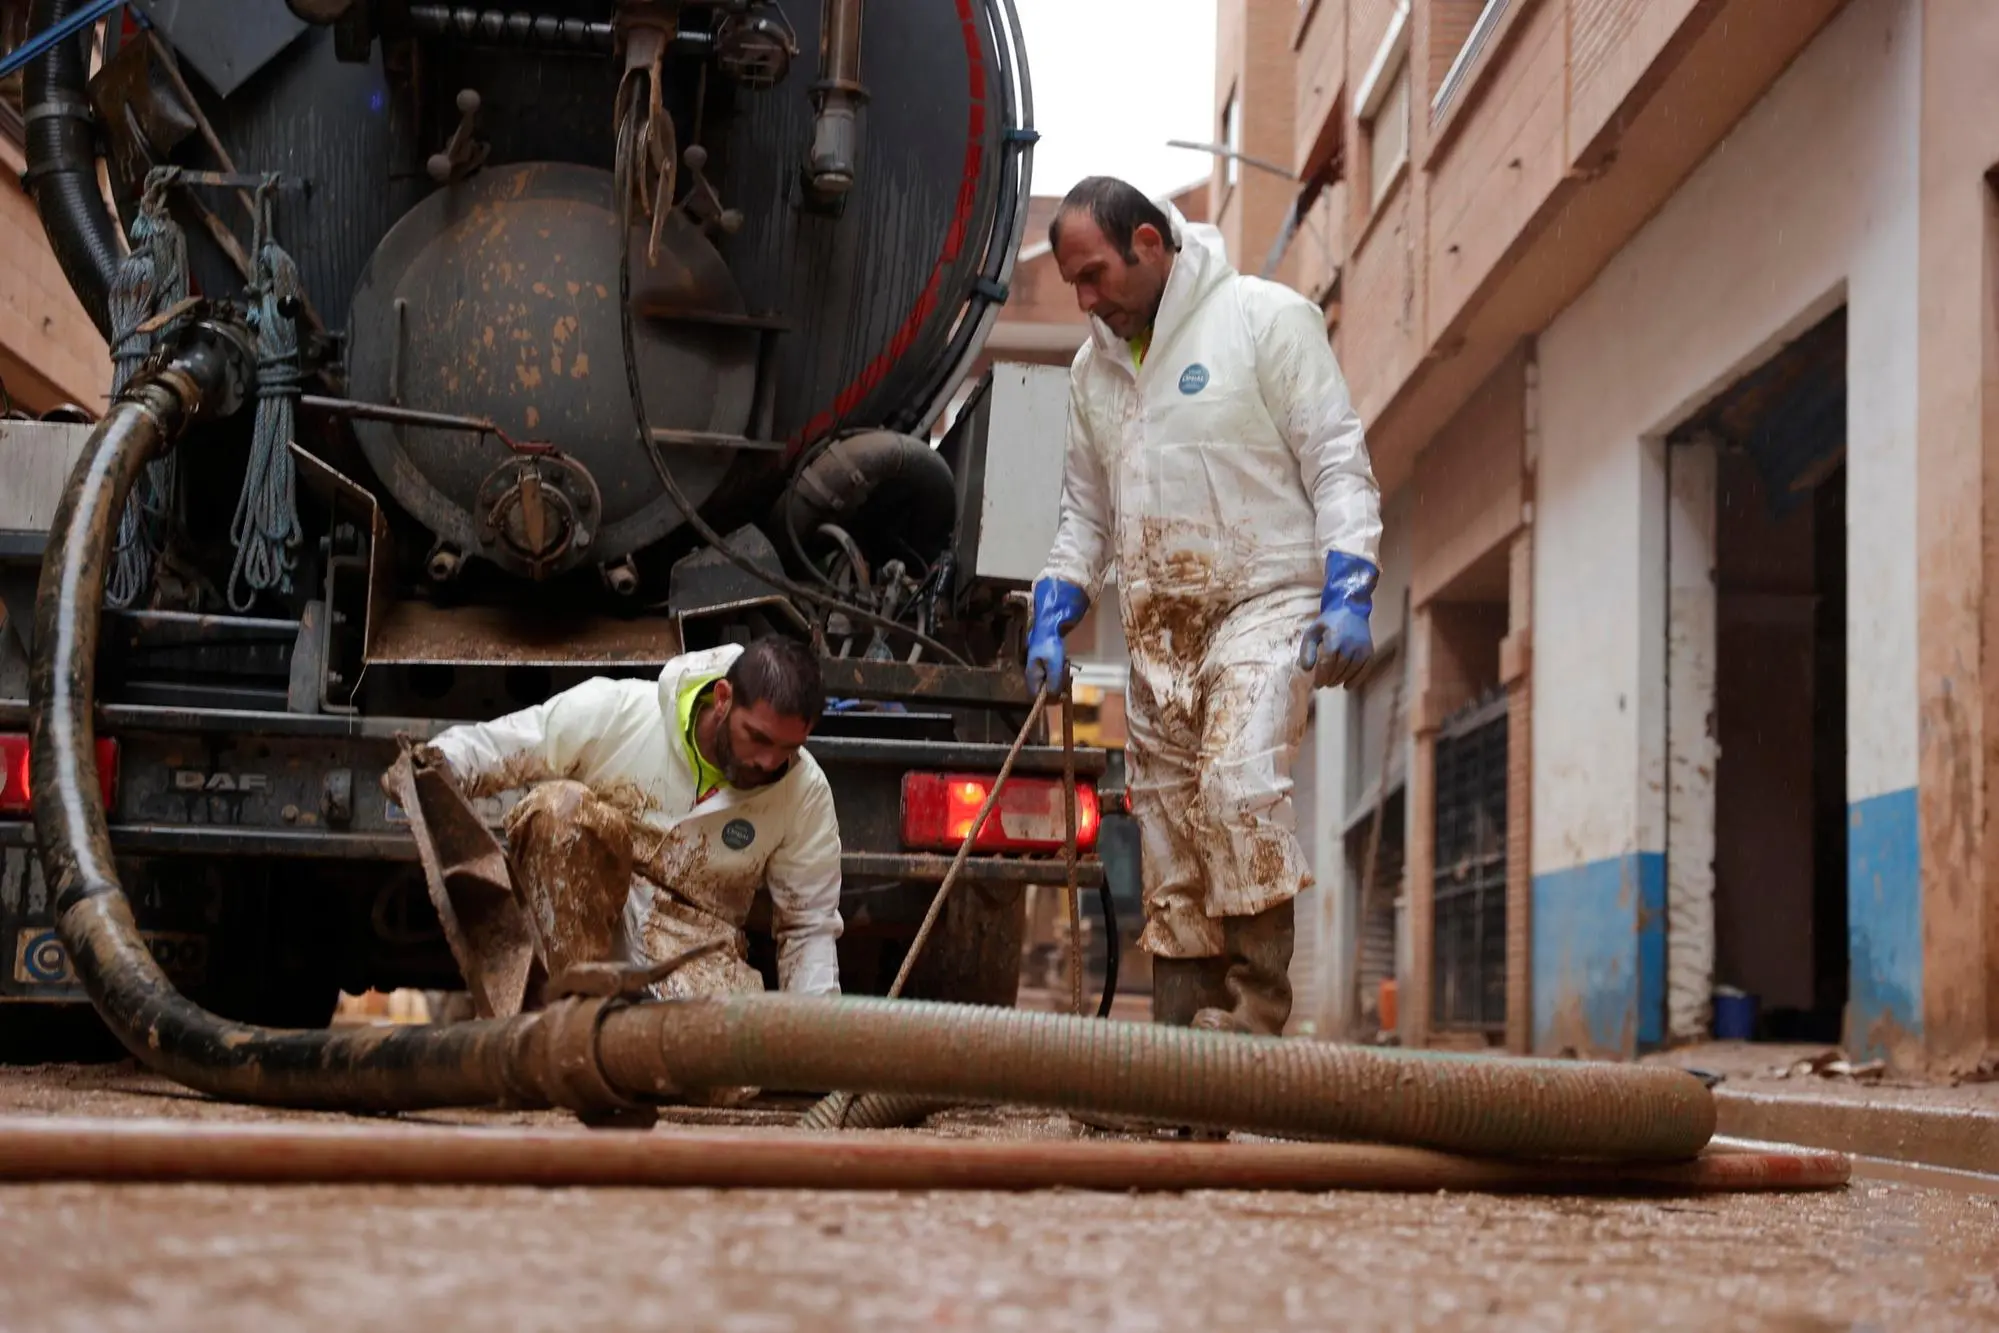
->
[1432, 0, 1512, 121]
[1365, 58, 1410, 210]
[1431, 691, 1509, 1035]
[1221, 88, 1242, 191]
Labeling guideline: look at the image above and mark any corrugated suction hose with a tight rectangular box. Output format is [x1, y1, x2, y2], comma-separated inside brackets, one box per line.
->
[600, 996, 1716, 1162]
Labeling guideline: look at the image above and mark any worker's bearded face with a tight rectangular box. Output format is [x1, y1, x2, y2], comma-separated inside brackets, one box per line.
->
[1054, 215, 1172, 342]
[708, 684, 813, 788]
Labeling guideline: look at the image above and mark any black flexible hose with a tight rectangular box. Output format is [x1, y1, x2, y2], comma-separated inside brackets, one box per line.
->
[23, 0, 122, 338]
[775, 429, 957, 589]
[27, 326, 562, 1112]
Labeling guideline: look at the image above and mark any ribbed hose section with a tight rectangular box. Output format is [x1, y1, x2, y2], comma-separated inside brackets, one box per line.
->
[600, 996, 1717, 1162]
[24, 0, 121, 338]
[800, 1092, 957, 1132]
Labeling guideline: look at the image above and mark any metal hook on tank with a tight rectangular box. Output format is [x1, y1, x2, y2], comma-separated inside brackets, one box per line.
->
[426, 88, 489, 185]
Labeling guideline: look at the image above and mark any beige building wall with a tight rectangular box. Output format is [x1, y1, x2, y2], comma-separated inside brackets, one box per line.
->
[1266, 0, 1885, 1054]
[1912, 0, 1999, 1066]
[1293, 0, 1847, 494]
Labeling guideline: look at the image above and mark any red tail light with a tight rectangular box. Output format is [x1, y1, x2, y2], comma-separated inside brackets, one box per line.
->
[0, 735, 119, 816]
[901, 772, 1100, 853]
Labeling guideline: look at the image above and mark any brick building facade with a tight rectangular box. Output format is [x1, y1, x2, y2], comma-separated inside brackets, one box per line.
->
[1241, 0, 1999, 1070]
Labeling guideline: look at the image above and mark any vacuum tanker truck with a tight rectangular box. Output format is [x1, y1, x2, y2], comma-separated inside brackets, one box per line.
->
[0, 0, 1109, 1036]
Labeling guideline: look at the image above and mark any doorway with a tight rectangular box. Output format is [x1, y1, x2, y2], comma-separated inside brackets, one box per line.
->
[1672, 307, 1849, 1044]
[1421, 582, 1509, 1043]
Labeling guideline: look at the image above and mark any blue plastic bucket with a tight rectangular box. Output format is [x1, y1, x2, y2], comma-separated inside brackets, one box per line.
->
[1712, 989, 1759, 1041]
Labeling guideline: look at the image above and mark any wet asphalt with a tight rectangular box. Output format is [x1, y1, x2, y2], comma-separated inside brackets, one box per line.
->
[1, 1064, 1996, 1331]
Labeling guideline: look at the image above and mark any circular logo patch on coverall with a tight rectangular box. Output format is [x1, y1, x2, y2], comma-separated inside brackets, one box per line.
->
[1178, 363, 1210, 395]
[722, 819, 757, 851]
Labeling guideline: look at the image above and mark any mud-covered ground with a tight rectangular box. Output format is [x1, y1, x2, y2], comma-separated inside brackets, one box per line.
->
[2, 1063, 1997, 1332]
[1648, 1040, 1999, 1113]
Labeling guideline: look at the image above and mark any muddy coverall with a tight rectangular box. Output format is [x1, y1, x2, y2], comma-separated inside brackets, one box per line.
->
[1037, 209, 1381, 1035]
[428, 645, 845, 1013]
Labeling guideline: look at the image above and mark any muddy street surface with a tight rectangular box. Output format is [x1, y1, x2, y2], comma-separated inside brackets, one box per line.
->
[2, 1064, 1997, 1332]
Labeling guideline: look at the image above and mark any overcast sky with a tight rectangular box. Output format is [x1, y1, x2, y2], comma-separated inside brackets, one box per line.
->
[1010, 0, 1220, 201]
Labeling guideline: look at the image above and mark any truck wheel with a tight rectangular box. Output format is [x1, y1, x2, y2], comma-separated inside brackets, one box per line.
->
[899, 881, 1025, 1008]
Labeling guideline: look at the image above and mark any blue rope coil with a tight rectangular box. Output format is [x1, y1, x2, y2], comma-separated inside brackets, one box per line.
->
[228, 183, 304, 612]
[105, 172, 188, 609]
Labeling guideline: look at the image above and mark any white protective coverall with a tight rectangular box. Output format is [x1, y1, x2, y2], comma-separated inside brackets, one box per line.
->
[1039, 207, 1381, 959]
[429, 644, 844, 998]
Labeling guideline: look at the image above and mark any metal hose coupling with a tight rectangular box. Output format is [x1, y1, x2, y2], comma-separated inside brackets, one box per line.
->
[128, 314, 258, 435]
[501, 953, 737, 1129]
[501, 996, 663, 1129]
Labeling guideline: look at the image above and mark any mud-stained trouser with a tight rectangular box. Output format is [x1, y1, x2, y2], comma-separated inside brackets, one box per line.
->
[503, 780, 765, 1103]
[1124, 585, 1316, 1035]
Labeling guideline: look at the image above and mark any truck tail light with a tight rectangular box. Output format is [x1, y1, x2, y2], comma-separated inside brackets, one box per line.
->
[901, 772, 1100, 854]
[0, 735, 119, 816]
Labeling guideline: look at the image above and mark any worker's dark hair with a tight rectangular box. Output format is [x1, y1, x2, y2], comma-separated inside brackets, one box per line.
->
[726, 635, 825, 721]
[1049, 176, 1182, 262]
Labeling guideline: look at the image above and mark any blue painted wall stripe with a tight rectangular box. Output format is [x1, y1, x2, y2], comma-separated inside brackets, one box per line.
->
[1635, 856, 1666, 1048]
[1847, 786, 1920, 1058]
[1531, 852, 1666, 1056]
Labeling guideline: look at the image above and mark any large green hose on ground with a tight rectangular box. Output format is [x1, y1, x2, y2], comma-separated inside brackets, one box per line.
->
[600, 995, 1717, 1162]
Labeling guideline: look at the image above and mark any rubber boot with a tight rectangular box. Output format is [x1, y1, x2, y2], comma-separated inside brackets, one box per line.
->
[1070, 953, 1232, 1139]
[1150, 954, 1232, 1027]
[1190, 898, 1296, 1036]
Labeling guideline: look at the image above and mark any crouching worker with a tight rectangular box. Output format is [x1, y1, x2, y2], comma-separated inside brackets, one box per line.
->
[416, 636, 844, 1030]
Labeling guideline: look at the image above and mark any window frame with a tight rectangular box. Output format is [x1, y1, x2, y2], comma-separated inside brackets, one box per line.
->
[1364, 57, 1411, 213]
[1353, 0, 1413, 223]
[1432, 0, 1512, 122]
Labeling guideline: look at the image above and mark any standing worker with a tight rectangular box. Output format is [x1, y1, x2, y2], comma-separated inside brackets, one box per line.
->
[407, 636, 844, 1014]
[1028, 177, 1381, 1036]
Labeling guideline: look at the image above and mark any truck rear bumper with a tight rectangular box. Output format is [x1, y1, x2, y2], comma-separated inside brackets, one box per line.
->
[0, 700, 1105, 891]
[0, 821, 1100, 888]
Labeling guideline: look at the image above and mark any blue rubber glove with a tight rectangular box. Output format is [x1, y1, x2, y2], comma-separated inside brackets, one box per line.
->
[1298, 551, 1377, 687]
[1025, 578, 1089, 697]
